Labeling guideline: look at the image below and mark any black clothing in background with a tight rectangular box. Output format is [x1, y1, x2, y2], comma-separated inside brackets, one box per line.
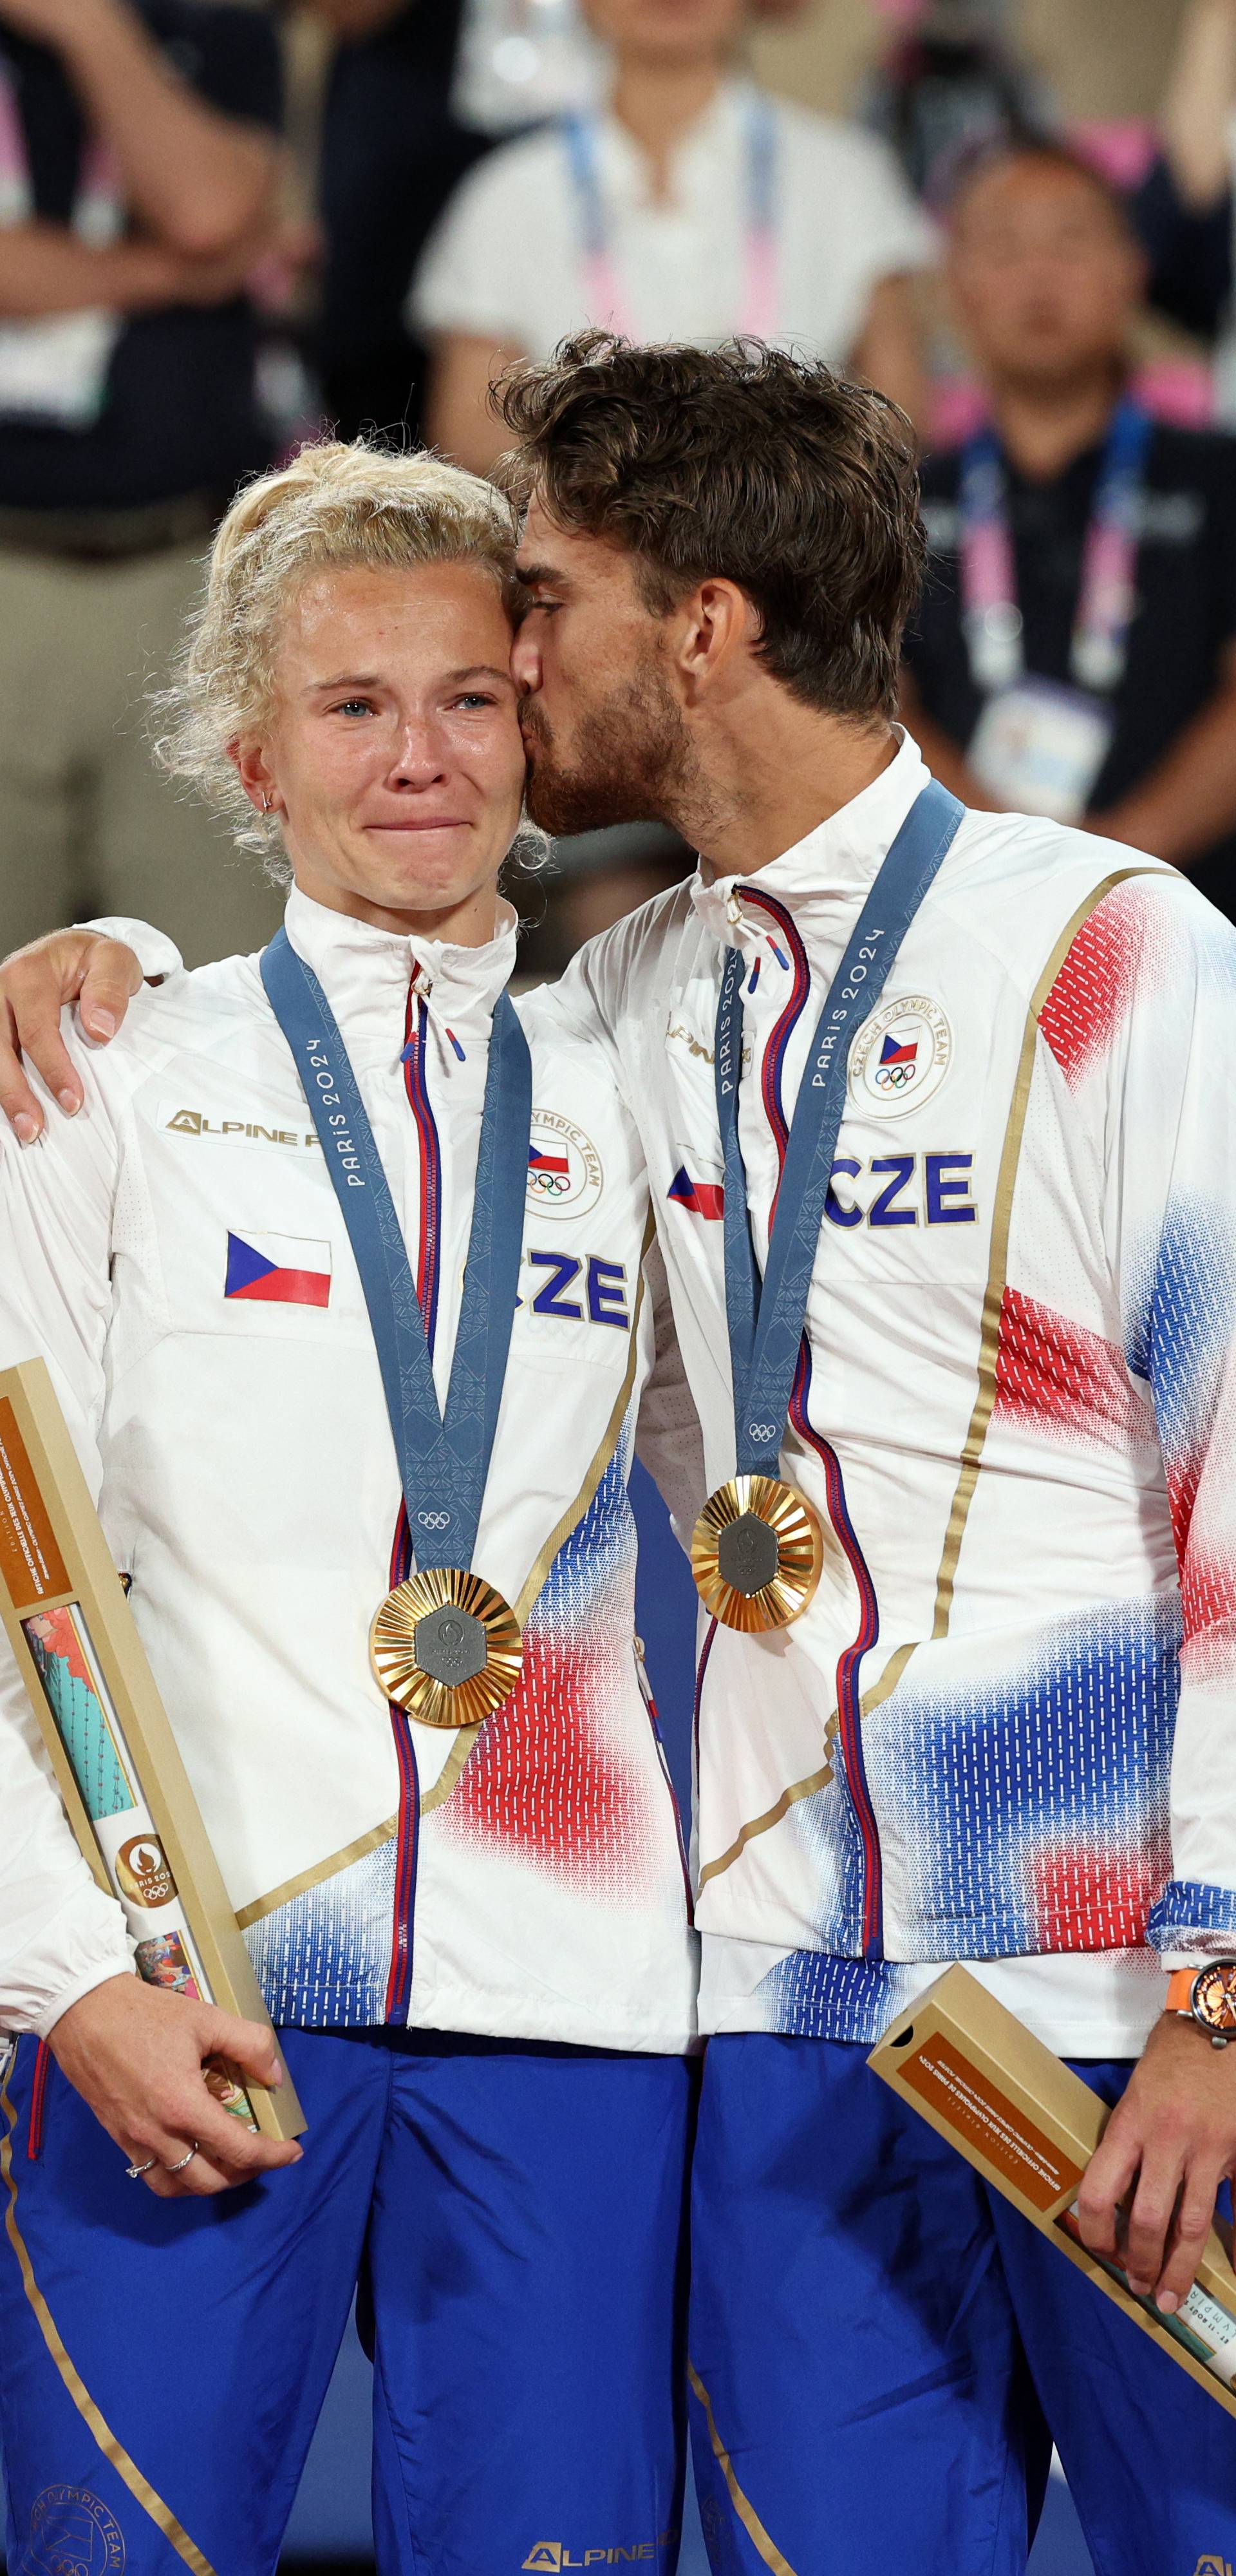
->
[904, 423, 1236, 922]
[317, 0, 491, 444]
[863, 25, 1051, 211]
[0, 0, 281, 514]
[1130, 153, 1232, 346]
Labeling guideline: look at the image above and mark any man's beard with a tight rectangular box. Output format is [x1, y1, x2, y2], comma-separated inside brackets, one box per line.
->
[521, 659, 702, 840]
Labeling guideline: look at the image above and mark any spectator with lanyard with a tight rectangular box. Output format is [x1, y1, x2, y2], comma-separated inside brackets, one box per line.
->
[298, 0, 809, 453]
[0, 0, 285, 968]
[901, 139, 1236, 923]
[412, 0, 935, 478]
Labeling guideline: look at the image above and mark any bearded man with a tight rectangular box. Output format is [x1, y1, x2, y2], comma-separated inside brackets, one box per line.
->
[9, 337, 1236, 2576]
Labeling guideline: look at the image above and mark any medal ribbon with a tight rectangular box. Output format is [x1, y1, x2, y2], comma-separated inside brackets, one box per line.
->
[715, 779, 964, 1482]
[563, 88, 779, 340]
[260, 929, 532, 1572]
[959, 396, 1153, 697]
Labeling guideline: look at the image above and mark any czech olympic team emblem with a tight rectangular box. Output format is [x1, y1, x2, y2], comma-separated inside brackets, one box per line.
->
[525, 1111, 603, 1220]
[848, 994, 952, 1120]
[28, 2486, 126, 2575]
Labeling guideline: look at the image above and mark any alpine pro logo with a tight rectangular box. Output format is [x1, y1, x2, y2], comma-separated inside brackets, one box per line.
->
[526, 1111, 603, 1220]
[521, 2530, 675, 2568]
[162, 1103, 318, 1153]
[848, 994, 952, 1121]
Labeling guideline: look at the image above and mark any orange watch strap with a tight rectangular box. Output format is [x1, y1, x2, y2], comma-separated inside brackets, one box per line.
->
[1165, 1968, 1197, 2014]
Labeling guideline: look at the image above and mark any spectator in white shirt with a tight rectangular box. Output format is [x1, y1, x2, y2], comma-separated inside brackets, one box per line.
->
[412, 0, 937, 476]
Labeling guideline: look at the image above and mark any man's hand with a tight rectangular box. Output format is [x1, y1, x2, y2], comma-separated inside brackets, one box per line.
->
[48, 1974, 303, 2199]
[1, 0, 280, 265]
[0, 929, 143, 1143]
[1074, 2012, 1236, 2311]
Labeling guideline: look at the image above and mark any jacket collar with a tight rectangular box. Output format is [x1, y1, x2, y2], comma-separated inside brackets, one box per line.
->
[689, 732, 931, 960]
[283, 882, 518, 1063]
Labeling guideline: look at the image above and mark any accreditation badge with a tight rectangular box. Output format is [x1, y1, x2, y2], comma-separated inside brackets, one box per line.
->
[967, 676, 1114, 824]
[371, 1567, 523, 1728]
[691, 1474, 825, 1633]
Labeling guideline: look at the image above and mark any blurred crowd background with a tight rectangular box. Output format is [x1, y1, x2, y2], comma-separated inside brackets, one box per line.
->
[4, 0, 1236, 980]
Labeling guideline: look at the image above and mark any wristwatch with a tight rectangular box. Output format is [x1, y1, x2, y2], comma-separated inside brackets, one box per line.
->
[1165, 1963, 1236, 2047]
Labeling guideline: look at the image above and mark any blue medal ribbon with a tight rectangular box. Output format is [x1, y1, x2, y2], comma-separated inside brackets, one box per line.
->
[260, 928, 532, 1573]
[715, 779, 964, 1481]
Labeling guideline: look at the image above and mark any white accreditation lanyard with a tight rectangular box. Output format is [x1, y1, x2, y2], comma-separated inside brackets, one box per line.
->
[959, 399, 1154, 824]
[0, 57, 125, 427]
[561, 90, 780, 342]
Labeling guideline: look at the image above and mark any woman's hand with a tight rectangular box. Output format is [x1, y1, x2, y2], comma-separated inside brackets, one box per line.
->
[49, 1975, 302, 2198]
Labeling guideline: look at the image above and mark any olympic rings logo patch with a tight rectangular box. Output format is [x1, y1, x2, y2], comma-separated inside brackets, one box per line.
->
[525, 1110, 603, 1221]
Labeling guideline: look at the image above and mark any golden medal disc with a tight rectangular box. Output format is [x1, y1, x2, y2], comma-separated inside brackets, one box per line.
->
[370, 1567, 523, 1728]
[691, 1474, 825, 1633]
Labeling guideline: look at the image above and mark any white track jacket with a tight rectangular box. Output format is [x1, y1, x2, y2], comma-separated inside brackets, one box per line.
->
[0, 889, 699, 2049]
[548, 735, 1236, 2056]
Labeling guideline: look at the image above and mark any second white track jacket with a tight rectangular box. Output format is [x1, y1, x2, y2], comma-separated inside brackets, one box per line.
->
[548, 735, 1236, 2057]
[0, 889, 700, 2049]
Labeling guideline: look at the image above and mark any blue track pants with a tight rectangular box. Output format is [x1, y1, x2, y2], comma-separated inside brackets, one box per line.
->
[0, 2025, 693, 2576]
[689, 2034, 1236, 2576]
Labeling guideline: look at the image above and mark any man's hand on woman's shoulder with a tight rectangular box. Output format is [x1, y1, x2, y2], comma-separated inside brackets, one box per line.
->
[0, 930, 144, 1144]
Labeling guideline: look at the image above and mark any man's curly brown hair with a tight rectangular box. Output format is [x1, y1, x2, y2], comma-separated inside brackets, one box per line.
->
[494, 333, 925, 721]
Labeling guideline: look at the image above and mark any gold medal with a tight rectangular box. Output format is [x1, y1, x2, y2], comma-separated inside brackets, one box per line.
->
[691, 1475, 825, 1633]
[370, 1567, 523, 1729]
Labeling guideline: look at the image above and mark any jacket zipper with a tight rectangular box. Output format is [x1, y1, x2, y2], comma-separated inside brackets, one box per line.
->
[382, 1495, 420, 2025]
[789, 1340, 883, 1955]
[381, 984, 440, 2025]
[735, 887, 886, 1960]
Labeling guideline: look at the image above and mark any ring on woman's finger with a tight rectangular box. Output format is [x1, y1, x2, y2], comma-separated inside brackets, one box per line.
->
[161, 2141, 200, 2175]
[124, 2153, 158, 2179]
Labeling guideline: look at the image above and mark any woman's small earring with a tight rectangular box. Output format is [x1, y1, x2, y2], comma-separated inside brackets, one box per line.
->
[261, 792, 273, 817]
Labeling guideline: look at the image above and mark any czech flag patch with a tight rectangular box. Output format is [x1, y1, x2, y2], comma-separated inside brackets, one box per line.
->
[668, 1166, 725, 1220]
[224, 1231, 332, 1309]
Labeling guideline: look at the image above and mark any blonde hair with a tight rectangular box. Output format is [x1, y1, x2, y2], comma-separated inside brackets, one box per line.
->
[153, 440, 521, 869]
